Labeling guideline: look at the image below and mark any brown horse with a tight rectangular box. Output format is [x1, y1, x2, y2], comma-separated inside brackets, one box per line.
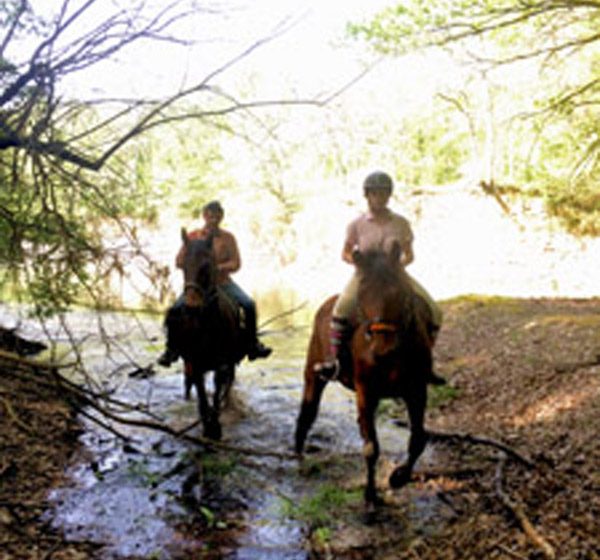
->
[295, 242, 432, 505]
[166, 229, 246, 439]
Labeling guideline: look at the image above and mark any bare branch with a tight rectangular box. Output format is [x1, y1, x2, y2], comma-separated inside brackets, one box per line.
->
[0, 0, 28, 58]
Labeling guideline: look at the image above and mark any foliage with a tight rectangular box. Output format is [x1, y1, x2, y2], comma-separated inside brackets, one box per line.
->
[349, 1, 600, 236]
[545, 179, 600, 236]
[131, 116, 235, 219]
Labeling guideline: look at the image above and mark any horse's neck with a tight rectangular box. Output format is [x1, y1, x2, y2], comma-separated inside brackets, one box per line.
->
[362, 272, 415, 322]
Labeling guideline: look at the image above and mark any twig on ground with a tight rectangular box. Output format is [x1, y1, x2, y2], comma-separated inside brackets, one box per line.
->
[495, 544, 529, 559]
[0, 396, 33, 435]
[75, 406, 134, 443]
[554, 354, 600, 373]
[494, 454, 556, 559]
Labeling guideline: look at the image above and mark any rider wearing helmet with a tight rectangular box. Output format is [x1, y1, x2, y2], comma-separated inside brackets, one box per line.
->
[315, 170, 444, 383]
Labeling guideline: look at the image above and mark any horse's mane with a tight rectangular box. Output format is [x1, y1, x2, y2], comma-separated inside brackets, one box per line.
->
[355, 248, 409, 292]
[355, 247, 417, 327]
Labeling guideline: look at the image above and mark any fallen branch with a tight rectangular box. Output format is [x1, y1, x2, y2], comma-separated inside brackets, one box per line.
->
[554, 353, 600, 373]
[495, 544, 528, 559]
[0, 352, 165, 423]
[48, 370, 299, 459]
[392, 420, 535, 468]
[0, 348, 77, 370]
[1, 351, 298, 460]
[258, 300, 308, 332]
[494, 454, 556, 559]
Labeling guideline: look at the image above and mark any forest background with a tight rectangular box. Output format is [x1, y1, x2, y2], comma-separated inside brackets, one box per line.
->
[2, 0, 600, 331]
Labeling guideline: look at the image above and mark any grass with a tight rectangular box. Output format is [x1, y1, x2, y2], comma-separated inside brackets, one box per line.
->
[428, 384, 460, 408]
[279, 483, 362, 528]
[198, 453, 238, 478]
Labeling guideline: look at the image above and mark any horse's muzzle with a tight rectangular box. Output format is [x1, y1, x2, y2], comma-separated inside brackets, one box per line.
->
[184, 284, 203, 308]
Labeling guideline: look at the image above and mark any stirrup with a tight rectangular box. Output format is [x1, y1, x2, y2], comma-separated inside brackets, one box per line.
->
[247, 341, 272, 361]
[314, 359, 340, 381]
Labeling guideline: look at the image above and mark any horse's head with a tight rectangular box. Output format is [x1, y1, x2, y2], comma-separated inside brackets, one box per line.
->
[181, 228, 217, 308]
[353, 242, 414, 358]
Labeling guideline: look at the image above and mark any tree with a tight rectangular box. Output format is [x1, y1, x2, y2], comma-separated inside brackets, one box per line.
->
[0, 0, 332, 315]
[349, 1, 600, 233]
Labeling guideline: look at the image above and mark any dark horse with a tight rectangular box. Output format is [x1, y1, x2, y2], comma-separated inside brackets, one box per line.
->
[166, 229, 246, 439]
[295, 242, 433, 505]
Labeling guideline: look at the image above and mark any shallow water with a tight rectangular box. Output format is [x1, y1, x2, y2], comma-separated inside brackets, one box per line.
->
[2, 305, 442, 559]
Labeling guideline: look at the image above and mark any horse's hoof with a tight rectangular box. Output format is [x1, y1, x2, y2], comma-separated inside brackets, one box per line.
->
[205, 423, 222, 440]
[362, 503, 378, 525]
[364, 486, 382, 508]
[389, 465, 412, 489]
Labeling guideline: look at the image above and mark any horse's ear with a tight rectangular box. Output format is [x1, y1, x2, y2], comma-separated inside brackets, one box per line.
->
[389, 241, 402, 265]
[181, 227, 189, 245]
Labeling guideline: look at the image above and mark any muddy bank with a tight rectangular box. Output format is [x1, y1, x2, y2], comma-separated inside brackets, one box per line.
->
[0, 351, 102, 560]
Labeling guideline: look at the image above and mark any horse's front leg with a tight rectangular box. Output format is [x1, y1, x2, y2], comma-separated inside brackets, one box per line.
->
[184, 361, 193, 400]
[213, 364, 234, 410]
[294, 364, 328, 454]
[389, 382, 427, 489]
[194, 369, 222, 440]
[356, 383, 380, 506]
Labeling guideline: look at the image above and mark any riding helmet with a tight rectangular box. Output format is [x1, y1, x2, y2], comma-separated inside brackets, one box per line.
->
[363, 171, 394, 193]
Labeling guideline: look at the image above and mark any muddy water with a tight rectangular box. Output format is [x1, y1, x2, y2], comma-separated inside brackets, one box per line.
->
[2, 306, 444, 558]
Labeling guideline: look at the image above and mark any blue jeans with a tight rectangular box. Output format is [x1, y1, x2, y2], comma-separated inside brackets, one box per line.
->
[220, 281, 257, 340]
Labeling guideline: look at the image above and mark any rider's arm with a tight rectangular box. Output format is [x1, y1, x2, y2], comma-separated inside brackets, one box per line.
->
[342, 240, 356, 264]
[401, 240, 414, 267]
[399, 218, 415, 266]
[341, 221, 358, 264]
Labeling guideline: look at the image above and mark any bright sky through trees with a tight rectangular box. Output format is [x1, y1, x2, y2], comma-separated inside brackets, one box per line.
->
[28, 0, 393, 99]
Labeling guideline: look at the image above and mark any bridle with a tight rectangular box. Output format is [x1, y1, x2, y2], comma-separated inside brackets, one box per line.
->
[365, 318, 400, 339]
[183, 247, 217, 308]
[184, 280, 217, 307]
